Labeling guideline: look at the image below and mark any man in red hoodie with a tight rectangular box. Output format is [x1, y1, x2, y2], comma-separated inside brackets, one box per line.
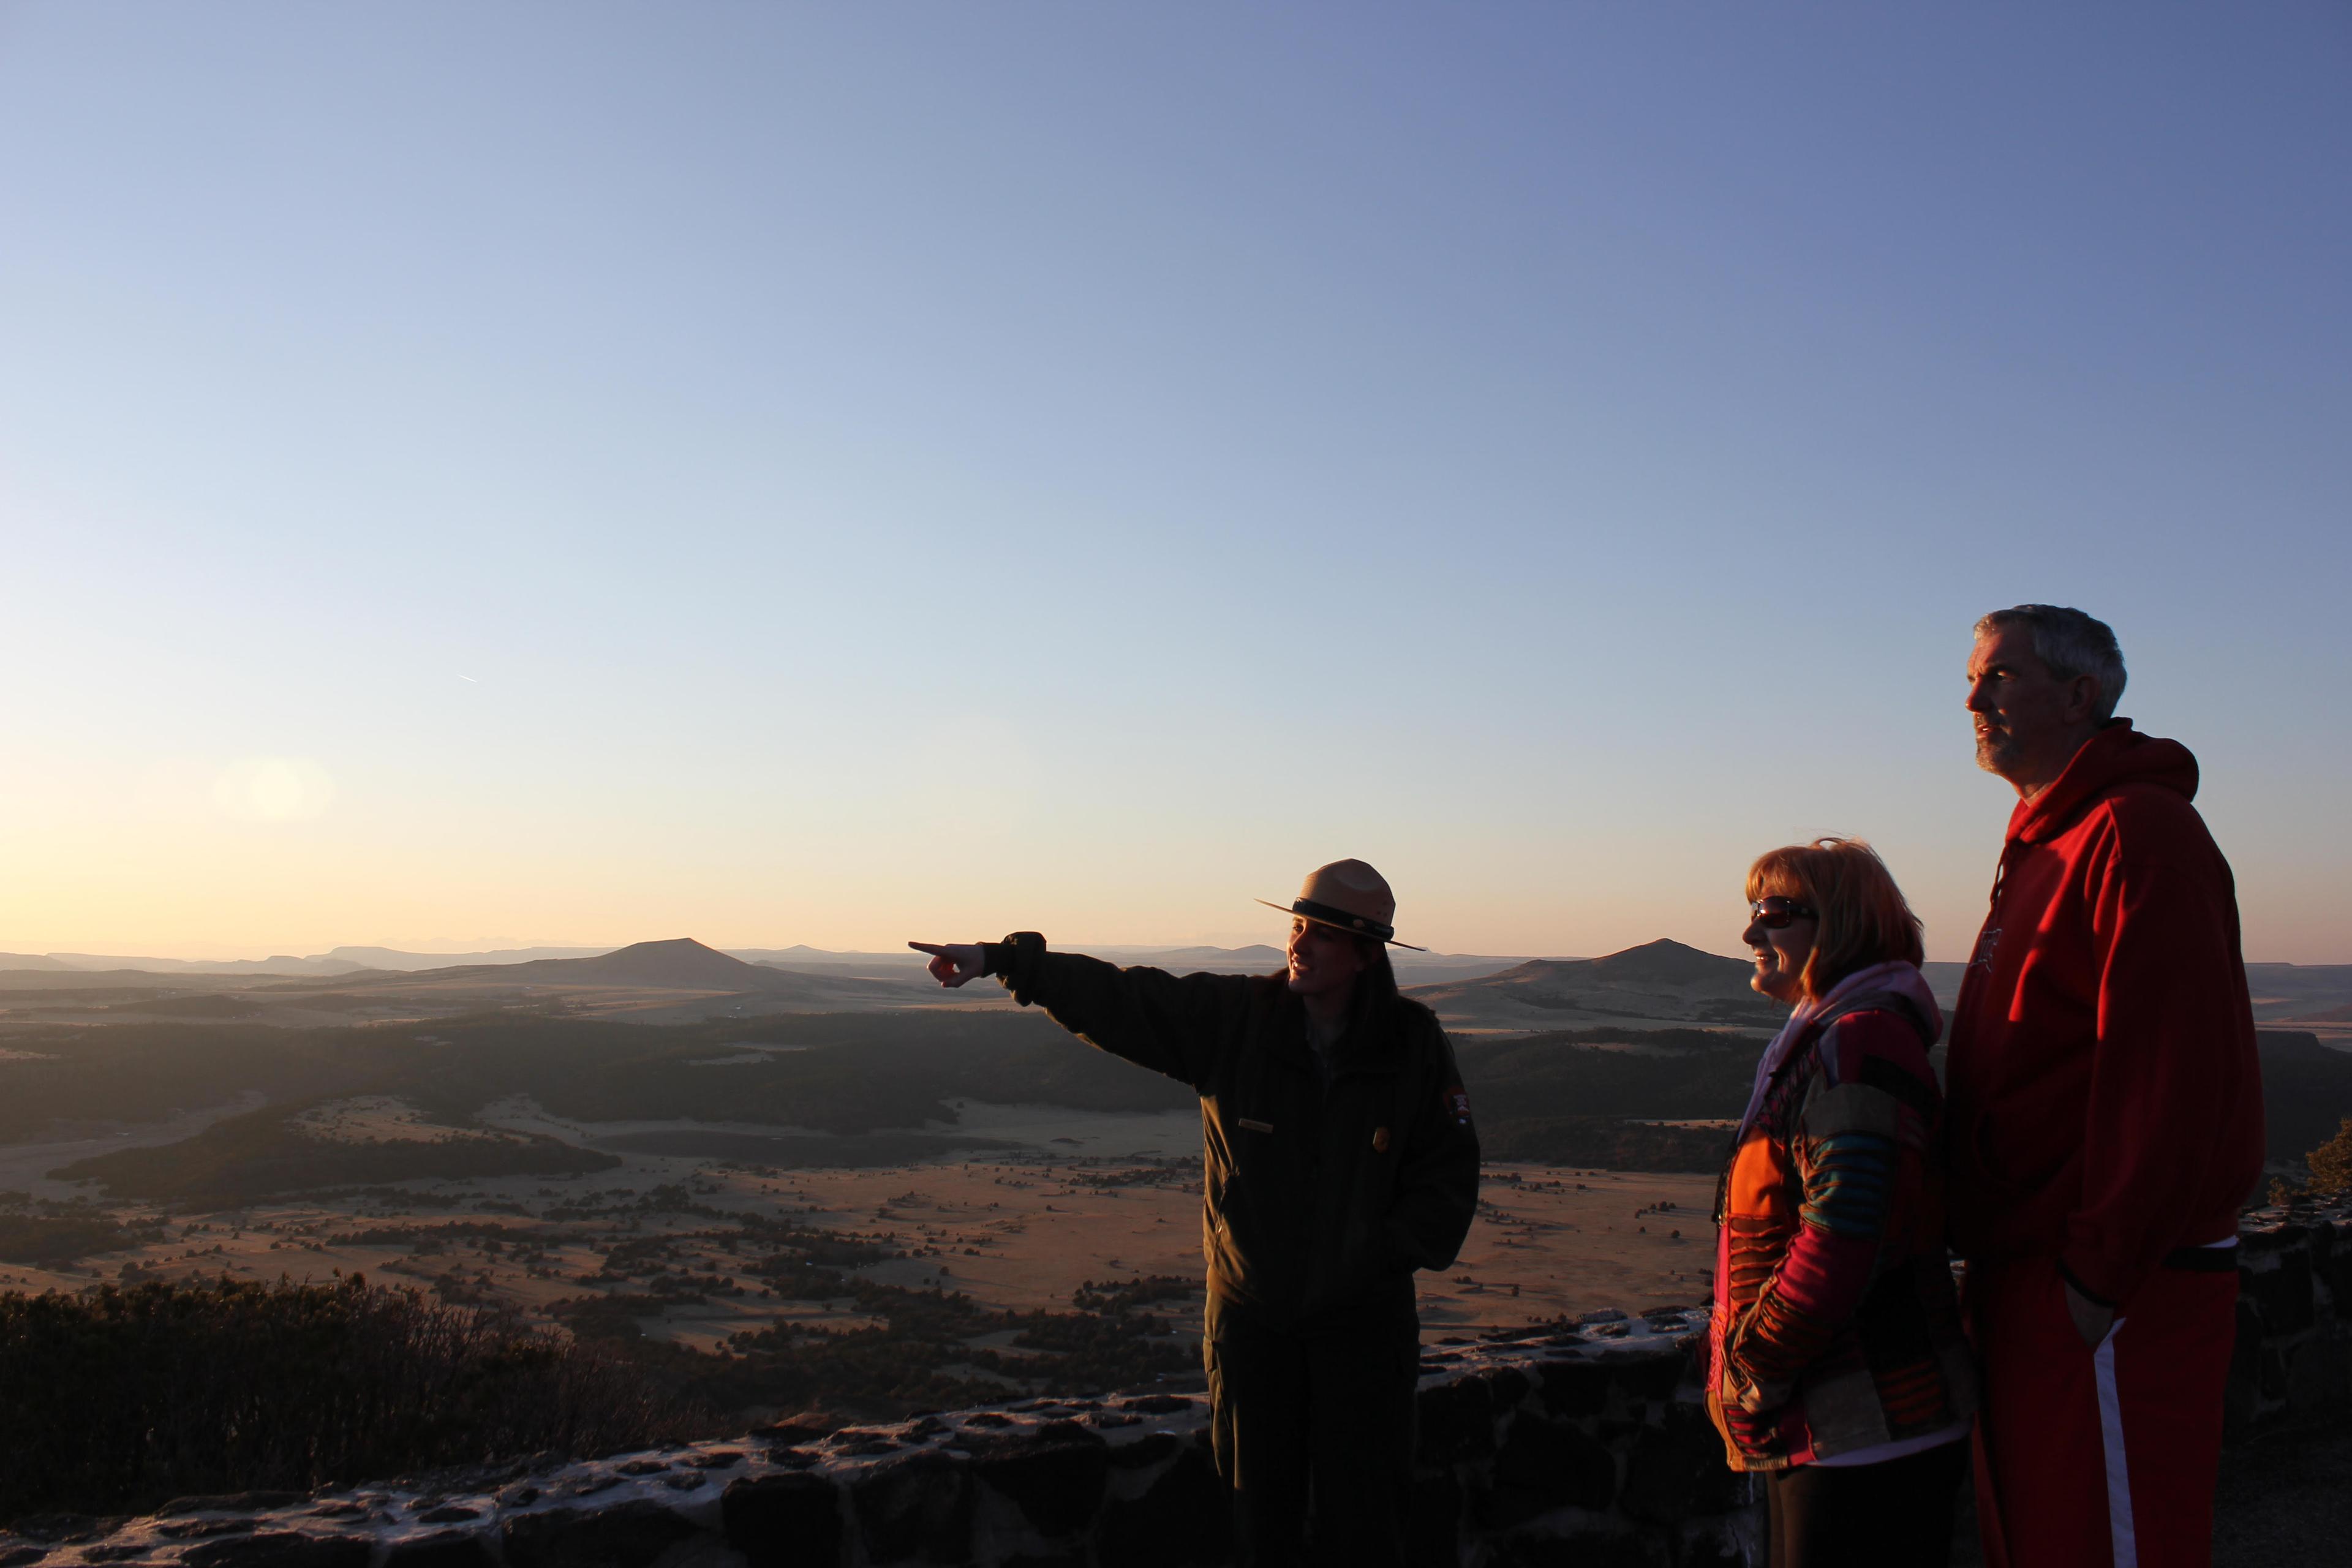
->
[1945, 605, 2263, 1568]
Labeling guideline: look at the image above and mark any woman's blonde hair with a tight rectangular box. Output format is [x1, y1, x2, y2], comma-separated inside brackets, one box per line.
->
[1744, 837, 1924, 1000]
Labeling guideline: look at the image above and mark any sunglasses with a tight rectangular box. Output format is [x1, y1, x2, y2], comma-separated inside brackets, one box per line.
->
[1749, 896, 1817, 929]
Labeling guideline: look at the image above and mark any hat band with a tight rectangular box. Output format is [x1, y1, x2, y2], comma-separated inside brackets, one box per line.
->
[1291, 897, 1395, 944]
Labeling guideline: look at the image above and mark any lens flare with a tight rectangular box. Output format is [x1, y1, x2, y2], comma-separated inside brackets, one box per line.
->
[212, 757, 335, 823]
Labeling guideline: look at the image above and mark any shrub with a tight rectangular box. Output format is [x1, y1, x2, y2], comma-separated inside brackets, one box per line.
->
[0, 1275, 700, 1526]
[0, 1206, 149, 1266]
[2307, 1115, 2352, 1197]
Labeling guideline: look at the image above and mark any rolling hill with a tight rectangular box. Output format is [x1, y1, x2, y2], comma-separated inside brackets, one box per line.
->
[267, 938, 956, 1017]
[1408, 938, 1789, 1030]
[420, 937, 790, 990]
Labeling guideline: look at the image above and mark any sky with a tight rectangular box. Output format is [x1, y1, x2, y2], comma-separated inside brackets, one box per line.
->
[2, 4, 2347, 964]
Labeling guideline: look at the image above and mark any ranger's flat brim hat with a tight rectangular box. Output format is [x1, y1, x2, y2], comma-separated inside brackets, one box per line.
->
[1257, 858, 1427, 951]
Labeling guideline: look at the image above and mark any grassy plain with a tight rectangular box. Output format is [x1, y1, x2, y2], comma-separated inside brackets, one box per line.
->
[0, 1106, 1719, 1322]
[0, 1089, 1721, 1432]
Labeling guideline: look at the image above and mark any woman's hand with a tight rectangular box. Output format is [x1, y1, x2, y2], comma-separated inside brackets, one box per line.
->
[1728, 1364, 1793, 1415]
[908, 941, 988, 989]
[1735, 1375, 1793, 1415]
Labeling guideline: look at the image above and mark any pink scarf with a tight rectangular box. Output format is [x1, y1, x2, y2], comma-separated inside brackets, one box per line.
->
[1736, 960, 1943, 1137]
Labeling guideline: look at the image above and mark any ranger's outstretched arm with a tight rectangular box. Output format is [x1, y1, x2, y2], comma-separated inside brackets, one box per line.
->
[910, 934, 1251, 1090]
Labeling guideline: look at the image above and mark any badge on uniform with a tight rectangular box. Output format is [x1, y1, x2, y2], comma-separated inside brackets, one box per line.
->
[1371, 1126, 1390, 1153]
[1446, 1084, 1472, 1128]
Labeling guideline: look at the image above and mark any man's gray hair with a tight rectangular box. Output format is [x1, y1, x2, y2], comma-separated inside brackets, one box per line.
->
[1975, 605, 2127, 721]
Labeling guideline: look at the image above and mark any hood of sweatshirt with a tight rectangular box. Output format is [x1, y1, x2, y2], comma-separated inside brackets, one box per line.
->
[2007, 720, 2199, 845]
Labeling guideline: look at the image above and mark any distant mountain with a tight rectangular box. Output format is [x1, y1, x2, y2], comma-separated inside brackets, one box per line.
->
[2245, 963, 2352, 1026]
[424, 938, 806, 993]
[734, 946, 933, 971]
[17, 940, 2342, 996]
[318, 945, 617, 971]
[739, 942, 1535, 987]
[1112, 945, 1534, 987]
[0, 968, 247, 992]
[27, 932, 2341, 1038]
[354, 937, 1544, 1014]
[40, 952, 368, 976]
[1112, 945, 1288, 971]
[1409, 938, 1787, 1030]
[31, 938, 960, 1025]
[1576, 938, 1754, 987]
[10, 946, 622, 977]
[1919, 960, 2352, 1023]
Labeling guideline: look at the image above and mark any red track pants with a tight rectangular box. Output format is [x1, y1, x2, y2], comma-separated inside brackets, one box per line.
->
[1965, 1254, 2237, 1568]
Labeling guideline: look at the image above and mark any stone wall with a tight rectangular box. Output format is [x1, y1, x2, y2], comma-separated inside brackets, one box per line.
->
[2229, 1200, 2352, 1436]
[0, 1308, 1747, 1568]
[8, 1204, 2347, 1568]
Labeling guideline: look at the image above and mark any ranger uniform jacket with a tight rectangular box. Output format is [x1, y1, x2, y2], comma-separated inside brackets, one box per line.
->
[983, 933, 1480, 1327]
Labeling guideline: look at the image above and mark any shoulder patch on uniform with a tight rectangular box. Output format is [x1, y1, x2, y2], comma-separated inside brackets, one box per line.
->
[1445, 1083, 1472, 1128]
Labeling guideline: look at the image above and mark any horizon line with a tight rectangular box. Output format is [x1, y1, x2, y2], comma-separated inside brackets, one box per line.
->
[6, 935, 2350, 971]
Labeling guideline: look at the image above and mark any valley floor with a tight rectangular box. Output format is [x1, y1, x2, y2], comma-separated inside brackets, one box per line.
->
[0, 1101, 1719, 1357]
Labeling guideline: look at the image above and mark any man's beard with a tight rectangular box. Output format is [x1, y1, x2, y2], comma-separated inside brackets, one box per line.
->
[1975, 725, 2017, 774]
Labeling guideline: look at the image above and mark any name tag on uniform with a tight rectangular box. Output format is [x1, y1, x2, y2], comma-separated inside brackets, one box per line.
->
[1238, 1118, 1275, 1134]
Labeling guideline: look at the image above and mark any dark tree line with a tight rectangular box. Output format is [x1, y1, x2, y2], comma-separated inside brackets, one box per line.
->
[0, 1276, 694, 1526]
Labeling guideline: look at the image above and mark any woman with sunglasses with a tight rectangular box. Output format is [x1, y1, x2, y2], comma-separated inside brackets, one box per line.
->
[1708, 838, 1977, 1568]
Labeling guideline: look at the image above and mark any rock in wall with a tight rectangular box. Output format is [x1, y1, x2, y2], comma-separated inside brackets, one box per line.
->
[2230, 1200, 2352, 1436]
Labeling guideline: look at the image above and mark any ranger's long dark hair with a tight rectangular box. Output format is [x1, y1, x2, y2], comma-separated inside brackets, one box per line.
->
[1353, 936, 1400, 1003]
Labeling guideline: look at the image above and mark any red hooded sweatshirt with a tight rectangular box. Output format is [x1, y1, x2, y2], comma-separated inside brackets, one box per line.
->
[1944, 722, 2264, 1308]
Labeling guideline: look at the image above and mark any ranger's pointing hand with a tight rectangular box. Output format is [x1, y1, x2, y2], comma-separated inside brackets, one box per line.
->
[908, 941, 987, 988]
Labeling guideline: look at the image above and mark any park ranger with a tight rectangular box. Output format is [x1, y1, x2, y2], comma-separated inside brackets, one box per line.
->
[911, 859, 1479, 1567]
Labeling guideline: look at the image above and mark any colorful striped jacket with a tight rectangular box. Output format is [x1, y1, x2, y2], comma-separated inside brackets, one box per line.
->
[1706, 995, 1978, 1469]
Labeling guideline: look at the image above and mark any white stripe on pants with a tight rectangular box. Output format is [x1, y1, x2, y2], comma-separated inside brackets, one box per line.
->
[2093, 1316, 2136, 1568]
